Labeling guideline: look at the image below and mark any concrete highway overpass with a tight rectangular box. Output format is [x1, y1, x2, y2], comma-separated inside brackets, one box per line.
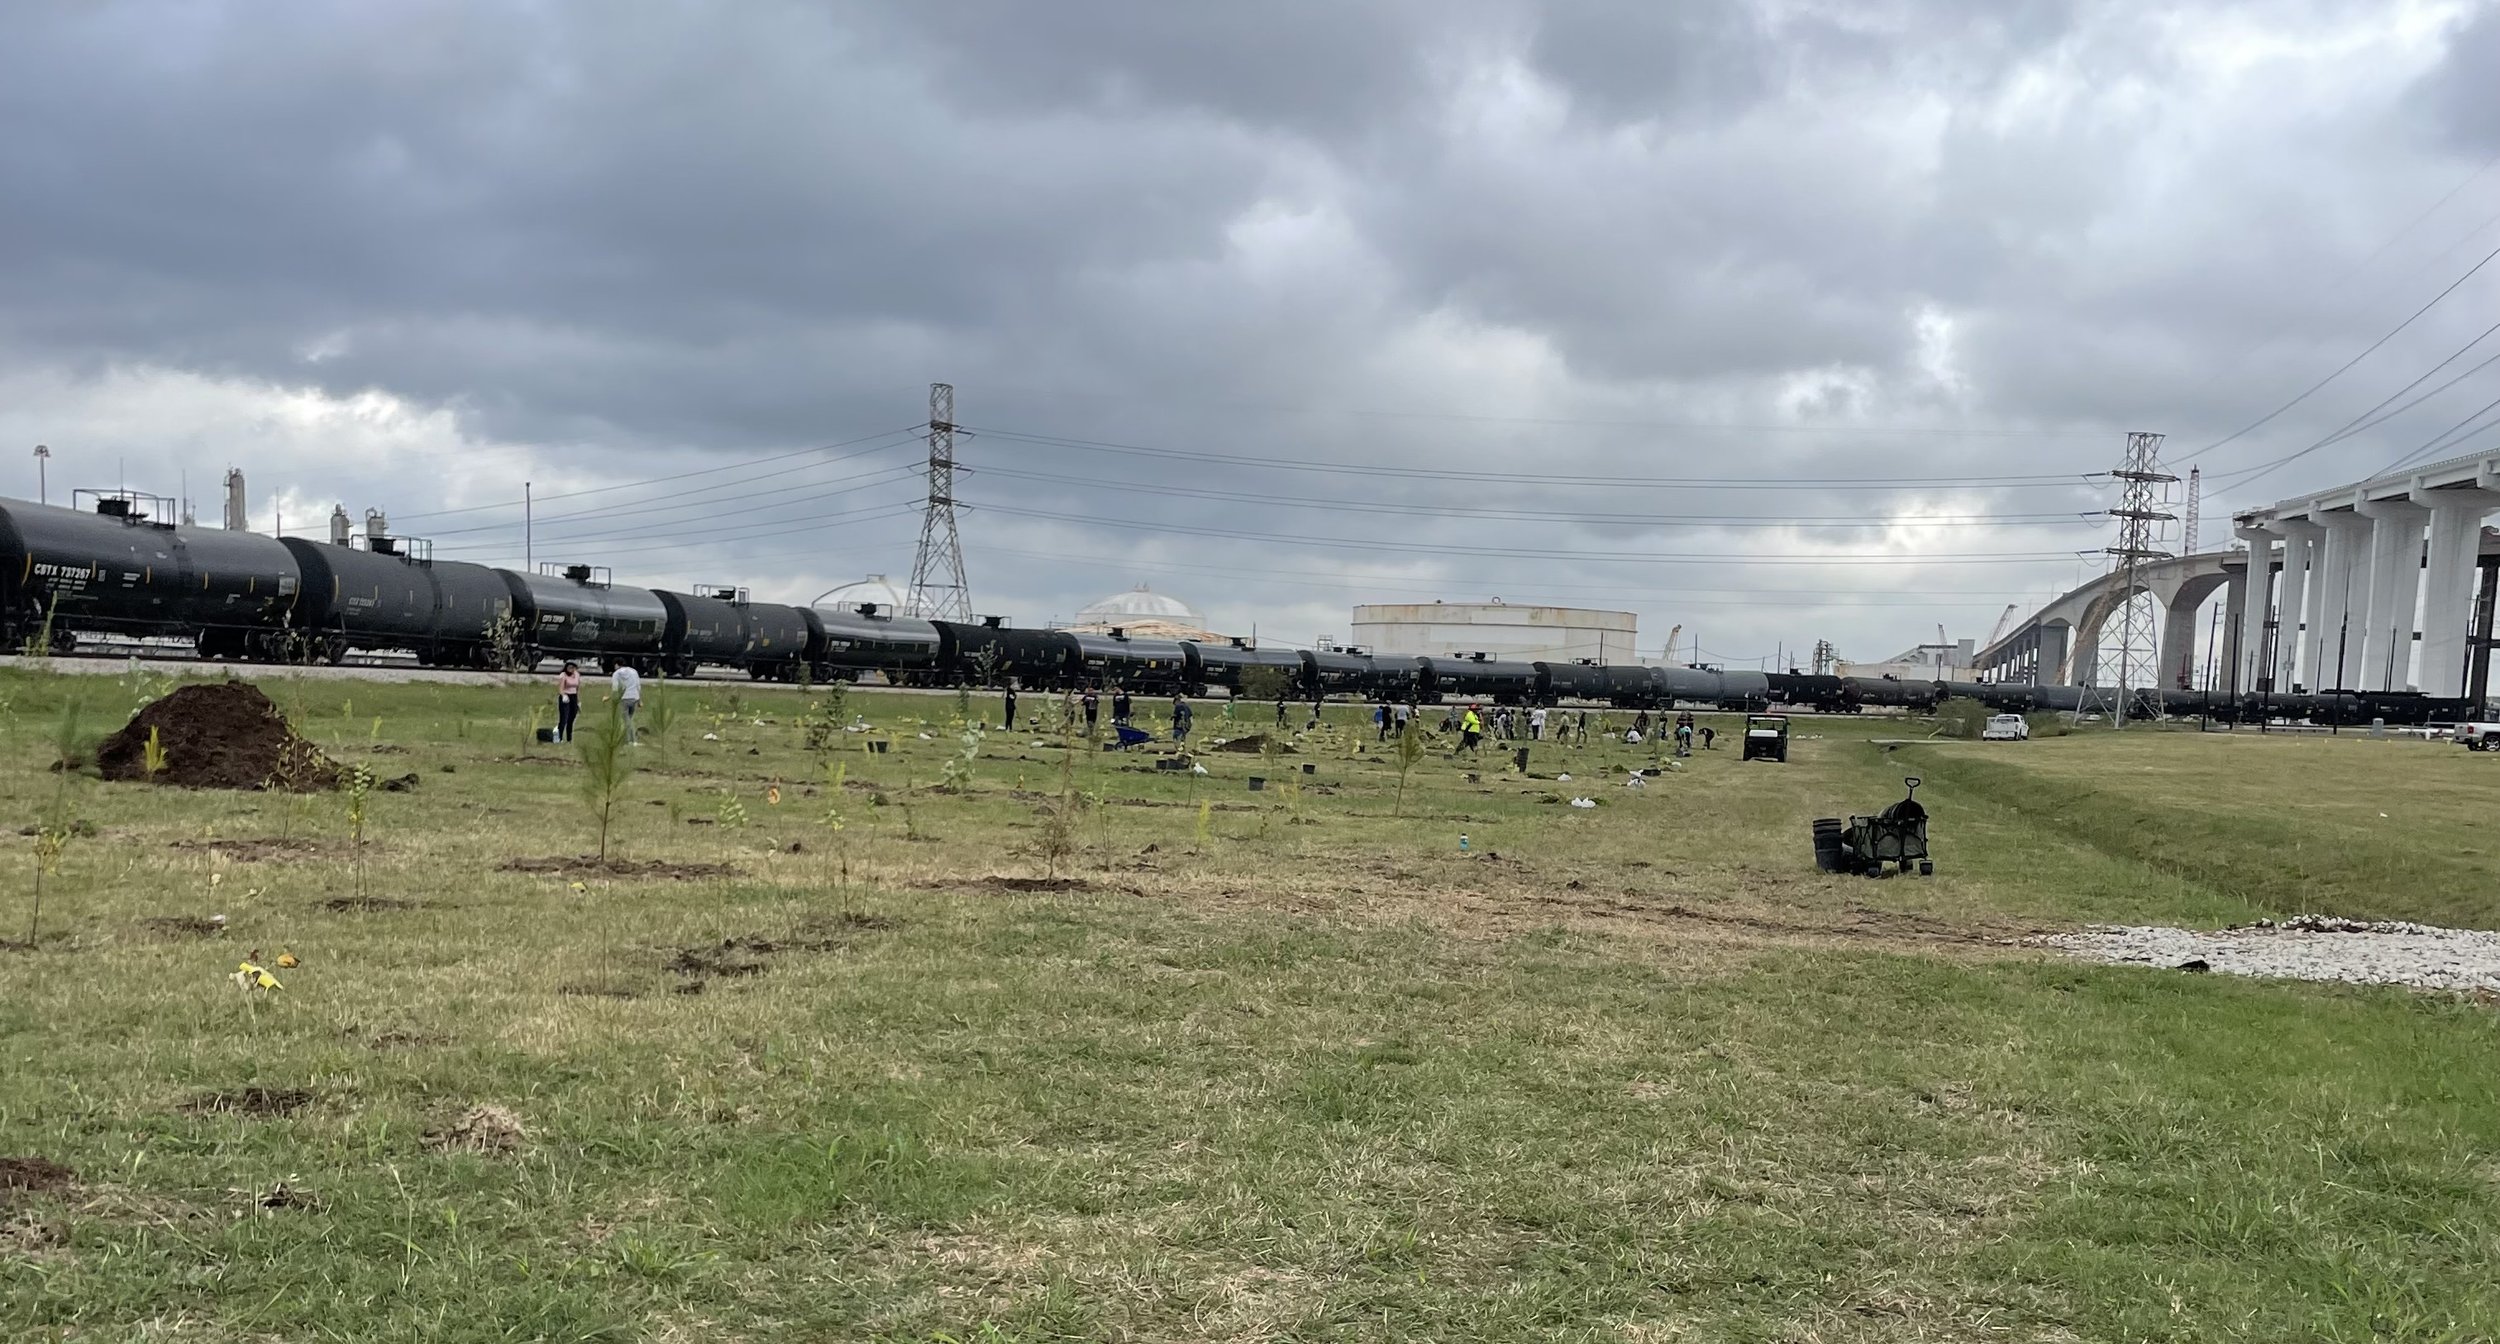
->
[1975, 447, 2500, 698]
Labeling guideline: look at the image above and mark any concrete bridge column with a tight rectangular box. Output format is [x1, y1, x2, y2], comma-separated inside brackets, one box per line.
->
[2158, 591, 2201, 690]
[2222, 567, 2247, 694]
[2040, 623, 2071, 687]
[2234, 528, 2276, 692]
[2356, 499, 2429, 691]
[2419, 492, 2500, 698]
[2315, 511, 2373, 690]
[2275, 519, 2321, 690]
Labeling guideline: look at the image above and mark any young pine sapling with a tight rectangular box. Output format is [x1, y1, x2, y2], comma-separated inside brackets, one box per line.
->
[1393, 718, 1428, 817]
[578, 696, 635, 863]
[25, 700, 86, 947]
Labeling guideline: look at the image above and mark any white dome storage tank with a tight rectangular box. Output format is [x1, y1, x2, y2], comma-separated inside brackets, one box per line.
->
[813, 574, 909, 615]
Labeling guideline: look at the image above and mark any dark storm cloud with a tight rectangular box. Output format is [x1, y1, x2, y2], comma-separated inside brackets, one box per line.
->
[1, 0, 2494, 664]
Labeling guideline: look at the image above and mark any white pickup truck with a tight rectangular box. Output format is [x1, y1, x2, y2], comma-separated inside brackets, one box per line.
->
[1982, 713, 2031, 741]
[2454, 722, 2500, 750]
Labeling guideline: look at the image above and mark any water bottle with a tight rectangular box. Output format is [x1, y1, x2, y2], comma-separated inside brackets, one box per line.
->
[1459, 833, 1470, 854]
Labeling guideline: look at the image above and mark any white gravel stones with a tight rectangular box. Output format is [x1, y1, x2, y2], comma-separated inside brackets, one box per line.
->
[2037, 915, 2500, 993]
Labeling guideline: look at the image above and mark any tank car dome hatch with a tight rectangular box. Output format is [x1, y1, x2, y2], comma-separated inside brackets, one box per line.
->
[811, 574, 908, 615]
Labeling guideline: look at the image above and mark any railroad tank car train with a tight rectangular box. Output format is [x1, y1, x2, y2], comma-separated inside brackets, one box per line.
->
[0, 491, 2472, 727]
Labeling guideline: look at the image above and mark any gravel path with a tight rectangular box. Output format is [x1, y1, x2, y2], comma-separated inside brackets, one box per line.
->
[2037, 915, 2500, 993]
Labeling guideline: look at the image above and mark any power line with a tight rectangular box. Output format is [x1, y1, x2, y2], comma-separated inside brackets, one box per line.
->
[970, 463, 2101, 529]
[391, 426, 923, 521]
[422, 457, 925, 539]
[976, 501, 2085, 566]
[963, 425, 2102, 490]
[445, 510, 924, 572]
[2367, 395, 2500, 479]
[432, 479, 928, 556]
[2177, 242, 2500, 464]
[2205, 324, 2500, 494]
[966, 543, 2051, 606]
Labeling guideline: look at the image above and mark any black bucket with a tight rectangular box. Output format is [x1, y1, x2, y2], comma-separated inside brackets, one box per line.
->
[1300, 762, 1315, 775]
[1248, 776, 1266, 791]
[1811, 818, 1846, 873]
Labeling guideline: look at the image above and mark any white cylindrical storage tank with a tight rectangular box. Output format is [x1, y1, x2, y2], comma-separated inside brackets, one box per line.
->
[1352, 601, 1636, 664]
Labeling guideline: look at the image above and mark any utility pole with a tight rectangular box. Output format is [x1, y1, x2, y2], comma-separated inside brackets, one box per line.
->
[525, 481, 533, 572]
[32, 444, 48, 506]
[2106, 431, 2177, 729]
[905, 382, 972, 621]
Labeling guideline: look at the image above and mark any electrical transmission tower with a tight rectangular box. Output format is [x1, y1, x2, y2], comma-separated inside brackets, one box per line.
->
[2180, 465, 2201, 556]
[2105, 431, 2177, 728]
[1810, 639, 1836, 675]
[904, 382, 972, 622]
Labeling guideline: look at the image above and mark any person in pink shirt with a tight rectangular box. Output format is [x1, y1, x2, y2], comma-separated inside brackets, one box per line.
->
[556, 661, 582, 742]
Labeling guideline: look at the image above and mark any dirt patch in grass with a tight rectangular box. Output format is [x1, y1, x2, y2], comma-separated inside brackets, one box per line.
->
[181, 1087, 315, 1117]
[170, 836, 319, 862]
[981, 875, 1094, 893]
[666, 913, 898, 990]
[1212, 734, 1295, 754]
[425, 1104, 526, 1155]
[321, 896, 424, 913]
[2, 1211, 68, 1252]
[99, 681, 341, 790]
[500, 856, 739, 881]
[365, 1030, 445, 1051]
[668, 942, 773, 980]
[138, 915, 228, 938]
[1, 1157, 74, 1197]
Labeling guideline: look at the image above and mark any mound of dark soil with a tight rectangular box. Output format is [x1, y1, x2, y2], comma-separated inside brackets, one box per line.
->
[138, 915, 228, 938]
[499, 856, 738, 881]
[322, 896, 422, 913]
[0, 1157, 73, 1196]
[1213, 733, 1295, 753]
[97, 683, 339, 791]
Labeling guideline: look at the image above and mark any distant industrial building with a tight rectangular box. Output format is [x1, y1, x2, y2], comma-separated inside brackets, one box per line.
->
[1352, 600, 1636, 664]
[1837, 638, 1976, 683]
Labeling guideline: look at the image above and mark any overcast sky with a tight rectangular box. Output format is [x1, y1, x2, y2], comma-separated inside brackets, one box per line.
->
[5, 0, 2498, 668]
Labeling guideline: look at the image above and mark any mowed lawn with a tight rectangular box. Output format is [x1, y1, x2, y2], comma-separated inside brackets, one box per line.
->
[3, 665, 2498, 1342]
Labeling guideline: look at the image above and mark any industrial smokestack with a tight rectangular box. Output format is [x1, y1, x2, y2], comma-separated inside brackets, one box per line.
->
[329, 504, 351, 545]
[222, 468, 247, 531]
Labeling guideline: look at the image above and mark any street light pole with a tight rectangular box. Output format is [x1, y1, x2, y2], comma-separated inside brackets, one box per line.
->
[33, 444, 49, 505]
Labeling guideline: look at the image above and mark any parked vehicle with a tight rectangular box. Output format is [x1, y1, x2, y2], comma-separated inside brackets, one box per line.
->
[1741, 713, 1790, 762]
[2455, 722, 2500, 750]
[1981, 713, 2031, 741]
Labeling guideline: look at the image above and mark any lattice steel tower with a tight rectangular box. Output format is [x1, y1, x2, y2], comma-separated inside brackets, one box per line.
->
[904, 382, 972, 622]
[2105, 431, 2177, 728]
[2180, 465, 2201, 556]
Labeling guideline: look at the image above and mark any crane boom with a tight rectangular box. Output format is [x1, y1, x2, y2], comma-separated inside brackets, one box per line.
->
[1986, 603, 2020, 646]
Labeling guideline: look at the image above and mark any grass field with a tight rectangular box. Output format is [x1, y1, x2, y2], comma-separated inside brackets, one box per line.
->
[4, 665, 2499, 1342]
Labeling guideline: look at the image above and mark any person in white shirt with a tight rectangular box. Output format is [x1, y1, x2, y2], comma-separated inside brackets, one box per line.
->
[1529, 706, 1547, 741]
[609, 664, 642, 744]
